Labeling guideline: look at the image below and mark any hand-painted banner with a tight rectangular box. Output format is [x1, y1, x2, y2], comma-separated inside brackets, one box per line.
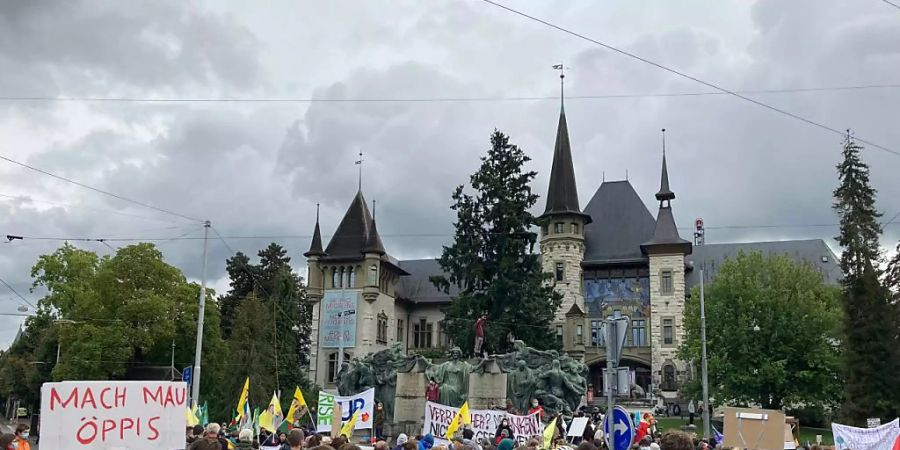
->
[321, 290, 359, 348]
[316, 388, 375, 432]
[39, 381, 187, 450]
[424, 401, 543, 445]
[832, 418, 900, 450]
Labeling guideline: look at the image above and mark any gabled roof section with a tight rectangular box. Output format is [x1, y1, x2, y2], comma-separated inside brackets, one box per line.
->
[540, 109, 591, 223]
[396, 259, 458, 304]
[323, 190, 374, 260]
[583, 180, 657, 264]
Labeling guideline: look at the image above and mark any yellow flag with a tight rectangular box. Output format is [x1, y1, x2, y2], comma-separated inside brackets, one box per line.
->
[285, 387, 307, 426]
[186, 406, 200, 426]
[340, 408, 361, 437]
[446, 401, 470, 440]
[258, 392, 282, 432]
[235, 377, 250, 419]
[542, 417, 557, 450]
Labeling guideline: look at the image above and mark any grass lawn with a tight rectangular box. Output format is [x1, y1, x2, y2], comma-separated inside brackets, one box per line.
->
[654, 417, 834, 446]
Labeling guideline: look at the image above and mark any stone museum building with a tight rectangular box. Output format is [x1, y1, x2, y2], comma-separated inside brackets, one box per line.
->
[302, 97, 841, 404]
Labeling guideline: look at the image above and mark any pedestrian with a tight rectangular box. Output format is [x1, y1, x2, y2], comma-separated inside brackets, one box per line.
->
[283, 429, 304, 450]
[189, 423, 224, 450]
[375, 402, 385, 439]
[426, 378, 441, 402]
[474, 314, 487, 356]
[0, 434, 15, 450]
[235, 428, 254, 450]
[419, 433, 435, 450]
[13, 424, 30, 450]
[528, 399, 544, 420]
[375, 441, 390, 450]
[687, 401, 696, 425]
[495, 417, 516, 444]
[395, 434, 410, 450]
[658, 431, 693, 450]
[582, 416, 595, 443]
[497, 438, 516, 450]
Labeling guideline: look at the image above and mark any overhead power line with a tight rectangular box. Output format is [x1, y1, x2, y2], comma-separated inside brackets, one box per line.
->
[0, 275, 35, 309]
[883, 0, 900, 11]
[0, 83, 898, 103]
[0, 193, 186, 224]
[0, 154, 204, 223]
[479, 0, 900, 158]
[7, 219, 900, 243]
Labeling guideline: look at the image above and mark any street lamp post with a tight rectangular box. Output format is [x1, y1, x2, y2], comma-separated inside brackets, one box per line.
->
[700, 269, 710, 440]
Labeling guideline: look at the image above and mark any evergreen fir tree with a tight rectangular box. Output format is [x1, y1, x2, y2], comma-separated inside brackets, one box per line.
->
[832, 131, 899, 423]
[432, 130, 561, 355]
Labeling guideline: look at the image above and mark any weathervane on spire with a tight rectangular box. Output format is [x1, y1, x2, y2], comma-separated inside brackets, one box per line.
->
[552, 64, 569, 110]
[355, 149, 364, 191]
[662, 128, 666, 155]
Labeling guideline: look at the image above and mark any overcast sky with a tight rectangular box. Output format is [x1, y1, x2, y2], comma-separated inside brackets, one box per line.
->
[1, 0, 898, 347]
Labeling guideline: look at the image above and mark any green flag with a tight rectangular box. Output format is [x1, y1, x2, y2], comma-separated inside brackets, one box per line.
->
[200, 401, 209, 426]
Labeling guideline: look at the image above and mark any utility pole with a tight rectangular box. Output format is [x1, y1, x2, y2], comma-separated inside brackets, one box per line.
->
[700, 269, 710, 439]
[170, 340, 176, 381]
[191, 220, 211, 407]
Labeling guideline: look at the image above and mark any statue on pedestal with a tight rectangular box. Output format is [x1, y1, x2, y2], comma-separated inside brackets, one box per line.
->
[423, 346, 487, 407]
[497, 340, 587, 417]
[336, 343, 420, 420]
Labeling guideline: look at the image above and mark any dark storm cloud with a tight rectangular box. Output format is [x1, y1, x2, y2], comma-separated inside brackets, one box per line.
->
[1, 0, 899, 346]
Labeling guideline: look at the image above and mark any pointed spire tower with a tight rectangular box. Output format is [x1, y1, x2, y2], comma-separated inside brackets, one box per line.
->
[304, 204, 326, 303]
[540, 67, 591, 333]
[643, 129, 691, 395]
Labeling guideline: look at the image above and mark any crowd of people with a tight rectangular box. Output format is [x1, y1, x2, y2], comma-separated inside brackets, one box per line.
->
[0, 423, 31, 450]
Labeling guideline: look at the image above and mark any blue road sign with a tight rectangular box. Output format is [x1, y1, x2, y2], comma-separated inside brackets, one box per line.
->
[182, 366, 193, 384]
[603, 406, 635, 450]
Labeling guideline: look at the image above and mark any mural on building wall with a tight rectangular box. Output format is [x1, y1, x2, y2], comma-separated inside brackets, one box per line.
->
[584, 277, 650, 318]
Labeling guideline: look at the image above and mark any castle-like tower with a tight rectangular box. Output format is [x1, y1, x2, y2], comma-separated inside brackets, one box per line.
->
[538, 75, 592, 334]
[640, 146, 692, 399]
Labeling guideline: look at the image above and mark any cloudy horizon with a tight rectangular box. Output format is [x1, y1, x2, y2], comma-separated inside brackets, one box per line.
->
[1, 0, 899, 347]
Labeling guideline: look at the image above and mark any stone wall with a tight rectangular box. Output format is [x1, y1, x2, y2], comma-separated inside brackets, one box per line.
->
[540, 235, 585, 325]
[393, 366, 428, 437]
[648, 253, 687, 399]
[467, 360, 508, 409]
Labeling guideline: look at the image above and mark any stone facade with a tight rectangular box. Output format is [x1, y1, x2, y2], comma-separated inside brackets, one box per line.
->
[540, 214, 587, 325]
[647, 253, 688, 400]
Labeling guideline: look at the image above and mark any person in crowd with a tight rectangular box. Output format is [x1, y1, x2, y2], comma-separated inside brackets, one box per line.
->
[375, 440, 390, 450]
[637, 436, 652, 450]
[504, 399, 519, 415]
[279, 432, 288, 444]
[375, 402, 386, 439]
[576, 441, 598, 450]
[419, 433, 435, 450]
[649, 442, 660, 450]
[0, 434, 15, 450]
[528, 399, 544, 420]
[189, 423, 224, 450]
[583, 415, 596, 444]
[12, 424, 30, 450]
[474, 314, 487, 355]
[283, 429, 304, 450]
[395, 434, 410, 450]
[495, 417, 516, 444]
[497, 438, 516, 450]
[339, 443, 362, 450]
[235, 428, 254, 450]
[426, 378, 441, 402]
[403, 440, 419, 450]
[332, 436, 349, 449]
[658, 431, 693, 450]
[687, 401, 696, 425]
[634, 413, 655, 444]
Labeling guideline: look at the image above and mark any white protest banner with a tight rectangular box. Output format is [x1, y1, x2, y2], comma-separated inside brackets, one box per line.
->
[39, 381, 187, 450]
[424, 401, 543, 445]
[317, 388, 375, 432]
[567, 417, 588, 438]
[832, 418, 900, 450]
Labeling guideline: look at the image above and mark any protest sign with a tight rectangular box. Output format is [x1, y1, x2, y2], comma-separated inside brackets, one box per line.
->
[424, 401, 543, 445]
[567, 417, 588, 438]
[39, 381, 187, 450]
[832, 418, 900, 450]
[316, 388, 375, 433]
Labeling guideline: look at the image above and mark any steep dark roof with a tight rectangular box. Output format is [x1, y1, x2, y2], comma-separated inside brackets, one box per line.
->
[583, 181, 657, 264]
[304, 220, 326, 257]
[363, 219, 386, 255]
[641, 206, 692, 254]
[686, 239, 842, 288]
[323, 191, 374, 260]
[540, 109, 590, 222]
[656, 152, 675, 201]
[396, 259, 457, 304]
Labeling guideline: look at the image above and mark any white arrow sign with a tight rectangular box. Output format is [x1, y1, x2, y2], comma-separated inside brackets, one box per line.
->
[614, 419, 628, 435]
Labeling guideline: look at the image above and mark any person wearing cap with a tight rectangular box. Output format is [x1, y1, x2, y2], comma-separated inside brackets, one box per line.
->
[634, 413, 655, 445]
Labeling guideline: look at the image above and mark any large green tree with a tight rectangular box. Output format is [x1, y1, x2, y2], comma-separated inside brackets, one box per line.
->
[0, 243, 229, 415]
[432, 130, 561, 355]
[217, 243, 315, 416]
[680, 251, 843, 411]
[832, 134, 900, 423]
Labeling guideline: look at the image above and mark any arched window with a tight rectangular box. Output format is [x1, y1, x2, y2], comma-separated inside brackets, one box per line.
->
[341, 266, 349, 288]
[348, 267, 356, 288]
[662, 365, 677, 391]
[332, 267, 339, 288]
